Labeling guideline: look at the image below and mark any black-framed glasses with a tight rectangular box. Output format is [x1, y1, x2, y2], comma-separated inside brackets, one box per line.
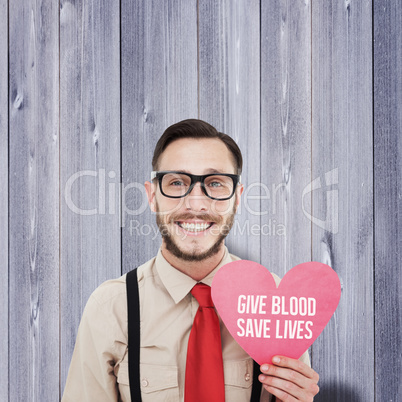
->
[151, 171, 241, 200]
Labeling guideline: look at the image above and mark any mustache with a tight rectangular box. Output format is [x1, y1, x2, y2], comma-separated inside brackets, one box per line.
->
[168, 213, 221, 224]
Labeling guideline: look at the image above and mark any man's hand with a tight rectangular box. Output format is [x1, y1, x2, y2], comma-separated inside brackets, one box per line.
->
[259, 356, 319, 401]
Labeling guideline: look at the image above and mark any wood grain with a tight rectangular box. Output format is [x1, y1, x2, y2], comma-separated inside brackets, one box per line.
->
[311, 1, 374, 400]
[8, 0, 60, 399]
[374, 1, 402, 400]
[121, 0, 198, 273]
[59, 0, 121, 391]
[0, 0, 8, 398]
[2, 2, 400, 400]
[260, 0, 312, 278]
[198, 0, 261, 262]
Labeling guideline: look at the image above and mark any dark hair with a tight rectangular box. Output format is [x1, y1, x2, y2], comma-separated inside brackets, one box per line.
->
[152, 119, 243, 174]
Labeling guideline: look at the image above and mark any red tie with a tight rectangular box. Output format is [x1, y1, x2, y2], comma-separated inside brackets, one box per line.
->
[185, 283, 225, 401]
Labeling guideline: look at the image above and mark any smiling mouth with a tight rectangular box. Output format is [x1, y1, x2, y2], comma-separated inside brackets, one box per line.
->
[175, 221, 214, 232]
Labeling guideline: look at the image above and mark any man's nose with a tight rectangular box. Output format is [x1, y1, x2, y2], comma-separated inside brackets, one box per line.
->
[185, 183, 209, 211]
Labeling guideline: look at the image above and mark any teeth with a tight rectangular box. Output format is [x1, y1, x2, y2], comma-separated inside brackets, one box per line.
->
[178, 222, 212, 232]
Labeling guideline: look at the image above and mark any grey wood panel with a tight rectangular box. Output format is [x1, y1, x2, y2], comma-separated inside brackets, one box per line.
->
[311, 1, 374, 401]
[59, 0, 121, 391]
[1, 1, 397, 400]
[198, 0, 261, 263]
[8, 0, 60, 400]
[0, 0, 8, 399]
[121, 0, 198, 273]
[260, 1, 312, 278]
[374, 1, 402, 400]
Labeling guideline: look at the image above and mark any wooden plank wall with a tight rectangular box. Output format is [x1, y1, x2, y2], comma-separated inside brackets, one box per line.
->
[260, 0, 312, 279]
[0, 0, 8, 399]
[1, 1, 400, 401]
[59, 0, 121, 386]
[312, 2, 374, 401]
[7, 1, 60, 400]
[374, 1, 402, 401]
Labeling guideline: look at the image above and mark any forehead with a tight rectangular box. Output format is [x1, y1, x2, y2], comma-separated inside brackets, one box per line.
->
[157, 138, 236, 174]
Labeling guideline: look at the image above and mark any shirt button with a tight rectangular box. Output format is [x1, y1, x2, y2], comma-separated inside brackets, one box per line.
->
[245, 373, 251, 381]
[141, 379, 149, 387]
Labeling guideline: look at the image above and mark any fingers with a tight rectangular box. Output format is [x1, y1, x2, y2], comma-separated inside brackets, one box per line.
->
[259, 373, 303, 401]
[259, 364, 308, 391]
[269, 356, 319, 382]
[258, 356, 319, 402]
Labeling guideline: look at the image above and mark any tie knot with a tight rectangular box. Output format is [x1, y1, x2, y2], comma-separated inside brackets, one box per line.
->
[191, 283, 214, 308]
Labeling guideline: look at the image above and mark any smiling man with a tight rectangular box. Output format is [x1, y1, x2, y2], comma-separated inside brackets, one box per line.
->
[148, 135, 240, 281]
[63, 119, 319, 401]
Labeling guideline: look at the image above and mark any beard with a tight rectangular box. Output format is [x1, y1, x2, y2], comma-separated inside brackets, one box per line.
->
[155, 199, 237, 262]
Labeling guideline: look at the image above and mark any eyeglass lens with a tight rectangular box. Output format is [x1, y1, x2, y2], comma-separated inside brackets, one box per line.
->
[161, 173, 234, 199]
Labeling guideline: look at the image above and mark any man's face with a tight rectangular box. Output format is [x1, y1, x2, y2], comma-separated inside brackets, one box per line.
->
[145, 138, 243, 262]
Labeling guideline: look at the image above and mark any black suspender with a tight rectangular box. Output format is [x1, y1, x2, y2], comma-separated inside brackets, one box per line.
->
[251, 361, 263, 401]
[126, 267, 262, 401]
[126, 268, 142, 401]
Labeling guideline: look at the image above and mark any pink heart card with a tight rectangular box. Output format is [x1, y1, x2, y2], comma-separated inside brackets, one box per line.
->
[211, 260, 341, 365]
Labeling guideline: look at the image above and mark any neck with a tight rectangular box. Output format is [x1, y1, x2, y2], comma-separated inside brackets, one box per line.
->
[161, 244, 226, 281]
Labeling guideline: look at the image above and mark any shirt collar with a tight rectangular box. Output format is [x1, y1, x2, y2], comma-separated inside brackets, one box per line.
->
[155, 246, 233, 304]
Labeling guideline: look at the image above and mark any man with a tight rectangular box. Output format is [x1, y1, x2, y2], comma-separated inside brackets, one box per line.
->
[63, 119, 319, 401]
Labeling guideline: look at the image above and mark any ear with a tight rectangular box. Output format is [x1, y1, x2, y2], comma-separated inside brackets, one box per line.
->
[144, 181, 157, 212]
[234, 183, 244, 212]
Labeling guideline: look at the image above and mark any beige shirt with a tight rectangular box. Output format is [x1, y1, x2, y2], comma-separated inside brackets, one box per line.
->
[62, 247, 310, 401]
